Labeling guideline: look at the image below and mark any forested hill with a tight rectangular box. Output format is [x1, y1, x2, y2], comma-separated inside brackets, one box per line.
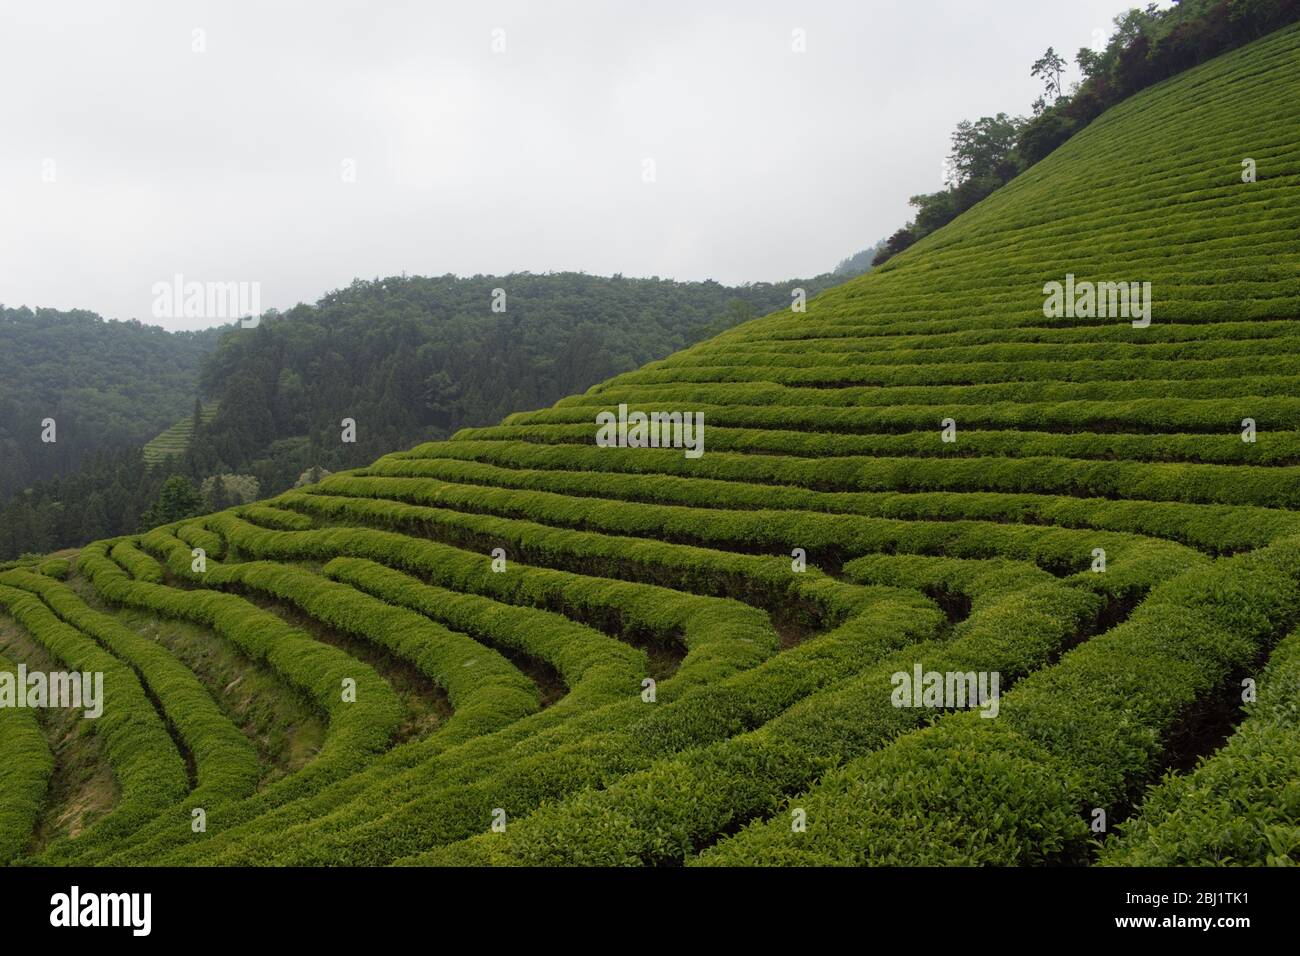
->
[0, 270, 839, 559]
[189, 271, 839, 493]
[0, 308, 221, 500]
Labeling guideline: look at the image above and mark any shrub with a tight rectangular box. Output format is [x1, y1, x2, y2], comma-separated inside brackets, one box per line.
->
[0, 651, 53, 864]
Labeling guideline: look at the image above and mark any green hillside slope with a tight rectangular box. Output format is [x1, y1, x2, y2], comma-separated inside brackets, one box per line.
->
[3, 23, 1300, 867]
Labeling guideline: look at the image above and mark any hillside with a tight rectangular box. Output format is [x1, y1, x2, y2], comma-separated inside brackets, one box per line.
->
[188, 271, 843, 494]
[2, 22, 1300, 867]
[0, 309, 219, 501]
[0, 272, 839, 562]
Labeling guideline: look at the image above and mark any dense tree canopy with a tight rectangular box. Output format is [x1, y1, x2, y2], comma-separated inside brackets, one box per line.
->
[188, 272, 841, 495]
[0, 307, 221, 501]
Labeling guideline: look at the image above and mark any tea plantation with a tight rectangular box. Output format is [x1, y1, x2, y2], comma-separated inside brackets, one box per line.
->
[3, 22, 1300, 867]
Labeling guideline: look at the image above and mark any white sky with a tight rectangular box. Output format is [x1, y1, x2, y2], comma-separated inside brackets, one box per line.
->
[0, 0, 1157, 330]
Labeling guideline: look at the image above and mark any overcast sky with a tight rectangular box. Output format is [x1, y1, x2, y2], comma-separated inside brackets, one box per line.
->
[0, 0, 1158, 331]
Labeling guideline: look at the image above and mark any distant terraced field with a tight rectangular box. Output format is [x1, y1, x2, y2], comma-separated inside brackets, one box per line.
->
[142, 403, 218, 465]
[3, 23, 1300, 867]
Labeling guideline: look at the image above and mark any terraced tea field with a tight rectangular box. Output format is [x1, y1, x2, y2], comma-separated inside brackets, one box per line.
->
[142, 403, 218, 466]
[3, 23, 1300, 867]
